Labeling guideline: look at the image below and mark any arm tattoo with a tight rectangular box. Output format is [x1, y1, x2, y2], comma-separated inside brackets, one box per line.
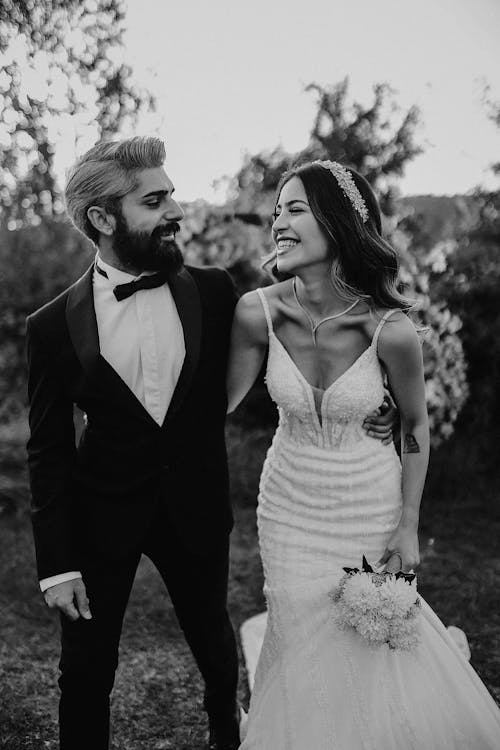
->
[403, 433, 421, 454]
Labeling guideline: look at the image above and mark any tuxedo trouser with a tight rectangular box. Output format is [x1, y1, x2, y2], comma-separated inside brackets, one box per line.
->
[57, 506, 238, 750]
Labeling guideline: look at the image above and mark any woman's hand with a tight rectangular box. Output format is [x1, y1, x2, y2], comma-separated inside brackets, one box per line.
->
[377, 524, 420, 573]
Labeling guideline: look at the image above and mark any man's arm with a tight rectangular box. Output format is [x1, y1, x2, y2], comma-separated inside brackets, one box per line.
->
[221, 267, 240, 316]
[362, 392, 398, 445]
[26, 315, 79, 581]
[40, 572, 82, 592]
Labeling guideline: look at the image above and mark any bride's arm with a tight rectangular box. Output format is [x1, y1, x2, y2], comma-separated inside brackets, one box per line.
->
[226, 291, 268, 414]
[376, 313, 430, 573]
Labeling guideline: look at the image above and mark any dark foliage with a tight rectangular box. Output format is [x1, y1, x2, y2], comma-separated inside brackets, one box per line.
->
[436, 190, 500, 468]
[0, 219, 93, 420]
[232, 78, 422, 216]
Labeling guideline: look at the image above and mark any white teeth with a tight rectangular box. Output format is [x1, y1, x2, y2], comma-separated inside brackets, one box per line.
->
[277, 239, 298, 250]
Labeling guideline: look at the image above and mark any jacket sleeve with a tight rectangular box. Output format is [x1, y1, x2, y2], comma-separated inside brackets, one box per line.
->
[222, 267, 240, 315]
[26, 315, 79, 580]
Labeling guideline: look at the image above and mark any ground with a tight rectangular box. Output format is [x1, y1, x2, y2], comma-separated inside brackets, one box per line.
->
[0, 416, 499, 749]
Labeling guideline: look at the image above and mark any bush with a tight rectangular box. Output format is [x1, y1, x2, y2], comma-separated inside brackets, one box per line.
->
[387, 219, 469, 447]
[402, 190, 500, 444]
[0, 218, 93, 421]
[435, 238, 500, 446]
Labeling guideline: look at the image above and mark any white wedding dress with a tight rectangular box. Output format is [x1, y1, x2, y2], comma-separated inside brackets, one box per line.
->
[239, 289, 500, 750]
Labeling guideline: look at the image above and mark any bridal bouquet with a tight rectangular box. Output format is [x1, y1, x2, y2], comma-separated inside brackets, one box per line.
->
[330, 556, 421, 651]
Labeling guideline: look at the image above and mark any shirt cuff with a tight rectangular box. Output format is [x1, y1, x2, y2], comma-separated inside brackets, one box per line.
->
[39, 572, 82, 592]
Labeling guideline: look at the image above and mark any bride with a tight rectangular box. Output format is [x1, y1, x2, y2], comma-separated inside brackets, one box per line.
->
[227, 160, 500, 749]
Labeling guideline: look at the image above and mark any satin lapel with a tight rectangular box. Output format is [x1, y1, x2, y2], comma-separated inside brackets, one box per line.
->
[66, 265, 100, 378]
[163, 267, 202, 425]
[66, 265, 156, 426]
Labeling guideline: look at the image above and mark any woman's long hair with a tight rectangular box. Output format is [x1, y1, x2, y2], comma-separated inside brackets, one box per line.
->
[264, 161, 414, 312]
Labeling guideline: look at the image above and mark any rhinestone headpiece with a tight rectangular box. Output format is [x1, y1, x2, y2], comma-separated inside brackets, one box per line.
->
[314, 160, 369, 223]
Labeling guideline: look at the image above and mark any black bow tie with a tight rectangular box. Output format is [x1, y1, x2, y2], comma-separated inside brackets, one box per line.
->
[95, 263, 168, 301]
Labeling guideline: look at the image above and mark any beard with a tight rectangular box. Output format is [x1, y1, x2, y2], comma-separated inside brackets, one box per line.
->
[112, 211, 184, 275]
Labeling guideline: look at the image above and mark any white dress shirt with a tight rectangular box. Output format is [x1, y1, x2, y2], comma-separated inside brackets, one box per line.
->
[40, 255, 186, 592]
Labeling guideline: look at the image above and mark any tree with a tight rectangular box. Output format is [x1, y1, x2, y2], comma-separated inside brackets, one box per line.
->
[388, 221, 469, 446]
[0, 0, 155, 420]
[231, 78, 422, 216]
[0, 0, 154, 227]
[434, 189, 500, 444]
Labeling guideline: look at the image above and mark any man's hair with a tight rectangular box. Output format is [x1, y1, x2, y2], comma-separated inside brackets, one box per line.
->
[64, 136, 166, 244]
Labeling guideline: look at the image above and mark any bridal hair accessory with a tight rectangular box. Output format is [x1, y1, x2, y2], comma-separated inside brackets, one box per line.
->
[330, 556, 421, 651]
[314, 160, 369, 223]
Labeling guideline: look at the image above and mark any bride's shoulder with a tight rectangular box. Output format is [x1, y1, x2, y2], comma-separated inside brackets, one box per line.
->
[236, 281, 290, 317]
[372, 309, 421, 356]
[233, 288, 269, 343]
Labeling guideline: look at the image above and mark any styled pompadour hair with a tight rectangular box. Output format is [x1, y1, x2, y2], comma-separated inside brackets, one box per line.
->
[64, 136, 166, 244]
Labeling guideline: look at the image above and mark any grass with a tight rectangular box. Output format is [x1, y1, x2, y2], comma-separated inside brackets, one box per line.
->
[0, 414, 499, 748]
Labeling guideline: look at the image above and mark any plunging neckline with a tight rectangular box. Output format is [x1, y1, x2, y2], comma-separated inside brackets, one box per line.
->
[256, 287, 395, 429]
[269, 330, 375, 428]
[270, 331, 374, 395]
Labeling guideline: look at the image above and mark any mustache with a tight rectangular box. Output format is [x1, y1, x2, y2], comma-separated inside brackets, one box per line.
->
[153, 222, 181, 238]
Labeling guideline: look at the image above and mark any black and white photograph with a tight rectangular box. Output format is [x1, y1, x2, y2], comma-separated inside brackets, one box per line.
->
[1, 0, 500, 748]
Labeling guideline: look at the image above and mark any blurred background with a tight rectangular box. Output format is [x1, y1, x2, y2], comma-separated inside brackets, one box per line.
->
[1, 1, 499, 747]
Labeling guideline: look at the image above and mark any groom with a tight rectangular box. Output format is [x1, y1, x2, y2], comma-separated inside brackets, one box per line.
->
[26, 137, 240, 750]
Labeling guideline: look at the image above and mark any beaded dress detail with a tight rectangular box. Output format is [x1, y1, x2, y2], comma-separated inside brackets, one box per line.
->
[239, 288, 500, 750]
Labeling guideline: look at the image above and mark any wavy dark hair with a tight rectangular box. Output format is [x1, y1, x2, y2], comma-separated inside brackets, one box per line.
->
[264, 161, 414, 311]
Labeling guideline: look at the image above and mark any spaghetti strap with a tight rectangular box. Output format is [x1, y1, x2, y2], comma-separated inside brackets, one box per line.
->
[371, 309, 399, 352]
[256, 288, 274, 338]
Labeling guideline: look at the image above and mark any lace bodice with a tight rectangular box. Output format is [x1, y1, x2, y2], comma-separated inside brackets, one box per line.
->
[257, 288, 394, 451]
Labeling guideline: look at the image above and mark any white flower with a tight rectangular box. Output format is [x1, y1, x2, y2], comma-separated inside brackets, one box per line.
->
[378, 577, 418, 618]
[330, 567, 421, 652]
[342, 573, 380, 610]
[357, 615, 389, 644]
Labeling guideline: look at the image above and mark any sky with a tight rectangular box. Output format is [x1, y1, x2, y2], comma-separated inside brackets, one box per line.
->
[84, 0, 500, 202]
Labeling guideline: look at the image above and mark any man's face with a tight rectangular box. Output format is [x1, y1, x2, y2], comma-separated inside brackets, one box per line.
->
[112, 166, 185, 274]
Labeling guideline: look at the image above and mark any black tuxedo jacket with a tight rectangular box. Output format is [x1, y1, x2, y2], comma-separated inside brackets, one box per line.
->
[26, 263, 238, 580]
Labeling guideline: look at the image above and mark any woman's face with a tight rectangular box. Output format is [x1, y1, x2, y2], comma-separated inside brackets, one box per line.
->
[272, 176, 331, 275]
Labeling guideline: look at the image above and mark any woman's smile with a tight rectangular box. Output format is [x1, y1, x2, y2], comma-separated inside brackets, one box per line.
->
[276, 238, 300, 256]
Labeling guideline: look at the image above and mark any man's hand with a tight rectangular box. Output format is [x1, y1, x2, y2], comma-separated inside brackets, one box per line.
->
[44, 578, 92, 622]
[362, 394, 398, 445]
